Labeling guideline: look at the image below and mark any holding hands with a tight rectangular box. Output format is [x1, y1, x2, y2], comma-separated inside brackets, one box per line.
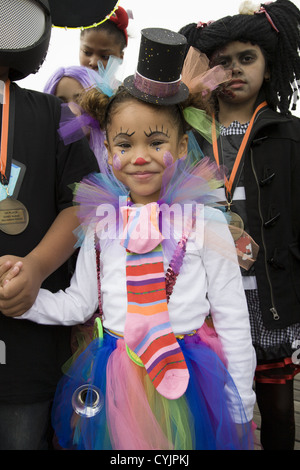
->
[0, 255, 43, 317]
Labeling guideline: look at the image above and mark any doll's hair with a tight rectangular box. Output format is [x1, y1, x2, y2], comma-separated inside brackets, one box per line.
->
[179, 0, 300, 114]
[80, 6, 129, 50]
[43, 65, 99, 95]
[78, 85, 212, 135]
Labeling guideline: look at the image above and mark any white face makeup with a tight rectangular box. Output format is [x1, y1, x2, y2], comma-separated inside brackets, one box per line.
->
[105, 100, 188, 205]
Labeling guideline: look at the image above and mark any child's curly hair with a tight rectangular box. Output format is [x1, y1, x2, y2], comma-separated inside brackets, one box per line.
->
[78, 84, 213, 137]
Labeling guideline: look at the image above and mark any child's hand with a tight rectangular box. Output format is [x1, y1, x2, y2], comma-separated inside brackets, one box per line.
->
[0, 254, 42, 317]
[0, 257, 23, 287]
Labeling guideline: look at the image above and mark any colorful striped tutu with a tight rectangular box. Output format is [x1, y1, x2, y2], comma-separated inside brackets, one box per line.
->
[52, 326, 253, 450]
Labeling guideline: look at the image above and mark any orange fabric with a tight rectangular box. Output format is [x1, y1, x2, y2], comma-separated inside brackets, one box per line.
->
[0, 80, 10, 180]
[212, 101, 268, 198]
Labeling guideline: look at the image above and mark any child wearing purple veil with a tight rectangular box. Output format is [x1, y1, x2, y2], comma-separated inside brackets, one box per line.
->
[43, 65, 97, 103]
[43, 61, 122, 175]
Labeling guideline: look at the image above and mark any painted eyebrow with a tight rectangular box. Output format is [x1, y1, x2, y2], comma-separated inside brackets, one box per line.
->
[144, 126, 170, 138]
[113, 130, 135, 141]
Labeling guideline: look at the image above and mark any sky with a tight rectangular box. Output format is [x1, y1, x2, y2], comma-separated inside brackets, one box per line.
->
[20, 0, 300, 116]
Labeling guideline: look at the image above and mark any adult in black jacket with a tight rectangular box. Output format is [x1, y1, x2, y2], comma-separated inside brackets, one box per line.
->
[180, 0, 300, 450]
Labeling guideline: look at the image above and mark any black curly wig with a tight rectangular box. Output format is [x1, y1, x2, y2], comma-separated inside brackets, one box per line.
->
[179, 0, 300, 114]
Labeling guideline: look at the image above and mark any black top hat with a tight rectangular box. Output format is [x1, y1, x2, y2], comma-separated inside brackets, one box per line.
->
[48, 0, 118, 28]
[124, 28, 189, 105]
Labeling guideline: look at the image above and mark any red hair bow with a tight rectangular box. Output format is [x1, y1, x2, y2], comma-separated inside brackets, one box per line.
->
[109, 6, 130, 44]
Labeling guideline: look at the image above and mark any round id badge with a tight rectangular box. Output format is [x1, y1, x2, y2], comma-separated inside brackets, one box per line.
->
[0, 195, 29, 235]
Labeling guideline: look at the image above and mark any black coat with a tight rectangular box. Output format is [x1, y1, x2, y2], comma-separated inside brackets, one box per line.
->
[194, 104, 300, 331]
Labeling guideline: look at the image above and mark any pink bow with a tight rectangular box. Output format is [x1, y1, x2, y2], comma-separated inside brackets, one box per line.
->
[196, 20, 214, 29]
[255, 6, 279, 33]
[120, 203, 164, 254]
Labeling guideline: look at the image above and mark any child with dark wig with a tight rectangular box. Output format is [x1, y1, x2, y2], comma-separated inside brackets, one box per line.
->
[180, 0, 300, 450]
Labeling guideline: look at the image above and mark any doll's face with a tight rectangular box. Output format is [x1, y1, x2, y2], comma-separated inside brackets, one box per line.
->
[210, 41, 270, 106]
[79, 29, 124, 70]
[105, 99, 188, 205]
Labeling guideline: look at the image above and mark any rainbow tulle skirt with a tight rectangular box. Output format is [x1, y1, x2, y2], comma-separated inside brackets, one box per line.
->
[52, 328, 253, 450]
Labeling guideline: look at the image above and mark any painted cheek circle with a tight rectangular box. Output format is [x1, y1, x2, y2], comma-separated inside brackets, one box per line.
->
[112, 154, 122, 170]
[163, 151, 174, 167]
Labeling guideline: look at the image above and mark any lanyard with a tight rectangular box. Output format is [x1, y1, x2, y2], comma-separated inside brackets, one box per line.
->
[0, 79, 15, 186]
[211, 101, 268, 203]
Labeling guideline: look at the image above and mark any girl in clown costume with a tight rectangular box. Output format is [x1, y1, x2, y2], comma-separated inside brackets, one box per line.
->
[8, 28, 256, 450]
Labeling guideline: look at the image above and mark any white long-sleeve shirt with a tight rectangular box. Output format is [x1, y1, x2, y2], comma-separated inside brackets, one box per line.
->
[20, 206, 256, 421]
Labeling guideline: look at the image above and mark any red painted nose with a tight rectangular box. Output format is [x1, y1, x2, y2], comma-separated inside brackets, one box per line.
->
[134, 157, 147, 165]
